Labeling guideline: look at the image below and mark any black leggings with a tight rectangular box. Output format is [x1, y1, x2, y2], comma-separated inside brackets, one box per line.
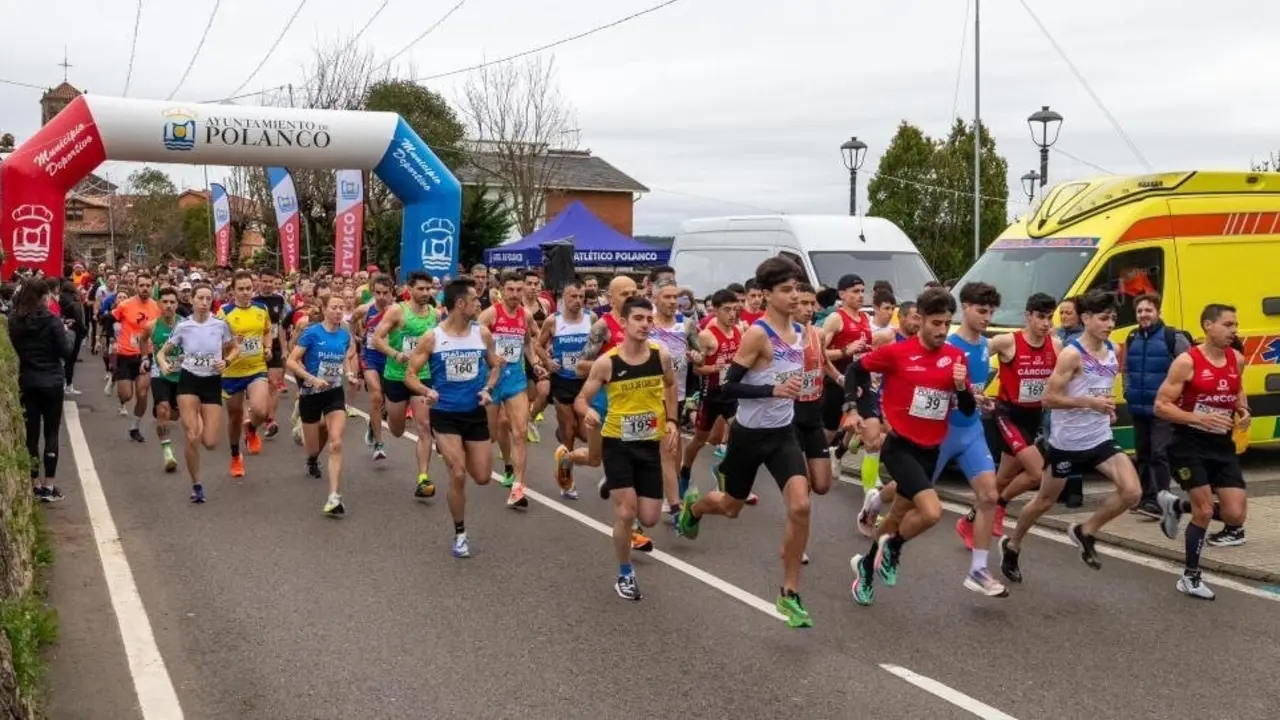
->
[21, 386, 64, 480]
[65, 334, 85, 386]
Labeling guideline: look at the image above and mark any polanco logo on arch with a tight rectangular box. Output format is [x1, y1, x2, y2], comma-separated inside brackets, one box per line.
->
[162, 108, 198, 152]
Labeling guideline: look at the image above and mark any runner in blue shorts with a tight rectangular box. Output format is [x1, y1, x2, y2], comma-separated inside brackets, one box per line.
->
[352, 274, 395, 461]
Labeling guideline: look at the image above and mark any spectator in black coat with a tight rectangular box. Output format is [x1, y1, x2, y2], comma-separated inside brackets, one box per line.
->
[8, 278, 73, 501]
[58, 279, 86, 394]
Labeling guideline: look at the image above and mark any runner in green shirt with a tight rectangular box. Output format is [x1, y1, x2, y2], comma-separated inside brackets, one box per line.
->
[147, 287, 183, 473]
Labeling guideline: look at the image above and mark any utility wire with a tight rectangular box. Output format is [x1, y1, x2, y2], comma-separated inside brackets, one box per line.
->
[647, 187, 784, 214]
[1052, 147, 1114, 175]
[376, 0, 467, 72]
[871, 171, 1027, 206]
[1016, 0, 1150, 171]
[167, 0, 223, 100]
[226, 0, 310, 98]
[122, 0, 145, 96]
[417, 0, 684, 82]
[0, 77, 50, 91]
[339, 0, 391, 56]
[948, 0, 970, 122]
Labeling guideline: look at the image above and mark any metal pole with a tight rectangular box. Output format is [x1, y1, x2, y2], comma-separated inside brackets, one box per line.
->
[849, 167, 857, 215]
[302, 213, 314, 275]
[202, 166, 214, 261]
[1039, 146, 1050, 187]
[972, 0, 982, 262]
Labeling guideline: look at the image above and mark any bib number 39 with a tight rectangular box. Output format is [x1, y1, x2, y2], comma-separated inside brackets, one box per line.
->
[908, 387, 949, 420]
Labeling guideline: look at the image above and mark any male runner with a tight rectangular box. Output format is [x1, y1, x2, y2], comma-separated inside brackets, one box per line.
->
[540, 279, 593, 499]
[288, 293, 360, 517]
[648, 279, 702, 519]
[351, 273, 394, 460]
[372, 271, 438, 496]
[478, 272, 541, 508]
[998, 290, 1141, 581]
[157, 284, 238, 503]
[679, 289, 740, 497]
[217, 270, 273, 478]
[114, 272, 160, 438]
[676, 257, 814, 628]
[790, 283, 841, 565]
[933, 282, 1006, 597]
[405, 279, 501, 559]
[738, 278, 765, 326]
[821, 275, 876, 484]
[869, 287, 897, 333]
[845, 288, 976, 606]
[253, 269, 288, 436]
[146, 287, 182, 472]
[522, 270, 552, 443]
[577, 297, 679, 600]
[963, 294, 1060, 550]
[1154, 303, 1249, 600]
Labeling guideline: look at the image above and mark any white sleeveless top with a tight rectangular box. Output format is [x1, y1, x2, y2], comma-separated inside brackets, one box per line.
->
[648, 313, 689, 400]
[1049, 339, 1118, 451]
[736, 319, 805, 430]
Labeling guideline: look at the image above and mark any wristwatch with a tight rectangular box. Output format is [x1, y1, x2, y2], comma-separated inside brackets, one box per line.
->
[842, 401, 857, 413]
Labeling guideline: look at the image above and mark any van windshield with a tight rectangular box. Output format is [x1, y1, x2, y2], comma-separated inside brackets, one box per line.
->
[809, 251, 936, 302]
[952, 244, 1096, 327]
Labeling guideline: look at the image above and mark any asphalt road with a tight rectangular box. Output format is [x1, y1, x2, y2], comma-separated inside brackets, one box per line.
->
[43, 374, 1280, 720]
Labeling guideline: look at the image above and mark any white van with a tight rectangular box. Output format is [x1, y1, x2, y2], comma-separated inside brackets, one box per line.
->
[671, 214, 937, 302]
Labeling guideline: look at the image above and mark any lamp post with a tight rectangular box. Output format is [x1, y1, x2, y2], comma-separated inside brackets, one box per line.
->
[1027, 105, 1063, 188]
[840, 136, 868, 215]
[1020, 170, 1042, 203]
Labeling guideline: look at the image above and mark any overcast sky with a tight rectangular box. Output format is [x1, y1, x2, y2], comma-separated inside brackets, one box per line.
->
[3, 0, 1279, 235]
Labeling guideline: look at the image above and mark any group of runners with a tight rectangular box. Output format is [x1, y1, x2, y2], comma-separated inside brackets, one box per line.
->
[86, 254, 1250, 626]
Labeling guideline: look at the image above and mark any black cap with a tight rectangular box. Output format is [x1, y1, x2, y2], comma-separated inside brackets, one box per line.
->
[837, 274, 865, 291]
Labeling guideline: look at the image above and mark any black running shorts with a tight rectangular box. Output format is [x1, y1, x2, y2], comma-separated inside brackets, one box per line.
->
[719, 423, 808, 501]
[430, 407, 490, 442]
[113, 354, 144, 382]
[1169, 434, 1245, 491]
[602, 438, 664, 499]
[881, 433, 942, 501]
[793, 400, 829, 460]
[1045, 439, 1124, 479]
[177, 371, 222, 406]
[299, 388, 346, 424]
[550, 375, 583, 406]
[151, 378, 178, 417]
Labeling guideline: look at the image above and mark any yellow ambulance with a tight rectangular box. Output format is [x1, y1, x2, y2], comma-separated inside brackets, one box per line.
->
[955, 170, 1280, 450]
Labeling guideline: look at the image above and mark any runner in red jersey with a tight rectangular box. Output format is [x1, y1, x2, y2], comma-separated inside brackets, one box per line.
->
[737, 279, 765, 327]
[841, 288, 978, 607]
[793, 283, 840, 497]
[1154, 303, 1249, 600]
[821, 274, 879, 488]
[680, 289, 742, 497]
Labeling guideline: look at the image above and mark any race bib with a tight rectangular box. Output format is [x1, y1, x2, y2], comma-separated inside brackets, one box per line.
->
[1018, 379, 1047, 404]
[401, 335, 419, 354]
[445, 353, 480, 382]
[909, 386, 949, 420]
[561, 350, 582, 370]
[801, 369, 823, 397]
[718, 365, 729, 385]
[1193, 402, 1232, 434]
[240, 336, 262, 356]
[621, 411, 658, 442]
[318, 360, 344, 379]
[671, 353, 687, 375]
[186, 352, 216, 370]
[496, 334, 524, 363]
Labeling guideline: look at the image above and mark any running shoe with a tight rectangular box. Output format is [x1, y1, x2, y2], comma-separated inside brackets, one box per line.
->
[323, 493, 345, 517]
[499, 469, 516, 489]
[561, 486, 579, 501]
[998, 536, 1022, 584]
[291, 423, 303, 446]
[631, 529, 654, 553]
[507, 484, 529, 509]
[306, 459, 322, 479]
[365, 422, 375, 446]
[1157, 489, 1183, 540]
[710, 445, 726, 492]
[372, 442, 388, 461]
[65, 384, 82, 396]
[856, 492, 879, 538]
[452, 534, 471, 559]
[615, 574, 643, 601]
[802, 552, 810, 565]
[414, 473, 436, 498]
[873, 535, 900, 586]
[230, 456, 246, 479]
[955, 515, 975, 550]
[745, 491, 759, 506]
[104, 376, 114, 396]
[245, 425, 263, 455]
[189, 484, 205, 504]
[527, 423, 541, 444]
[1176, 570, 1215, 600]
[676, 488, 701, 539]
[263, 422, 280, 440]
[129, 428, 145, 443]
[963, 568, 1009, 598]
[553, 445, 573, 491]
[850, 554, 875, 606]
[776, 591, 814, 628]
[1207, 527, 1246, 547]
[1067, 523, 1101, 570]
[992, 505, 1007, 537]
[162, 446, 178, 473]
[118, 404, 128, 416]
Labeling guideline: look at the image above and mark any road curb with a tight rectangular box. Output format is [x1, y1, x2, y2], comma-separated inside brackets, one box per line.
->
[839, 471, 1280, 585]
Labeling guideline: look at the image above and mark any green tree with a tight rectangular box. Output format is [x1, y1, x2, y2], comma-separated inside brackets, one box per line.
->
[180, 203, 213, 261]
[122, 167, 183, 260]
[868, 119, 1009, 282]
[459, 184, 514, 269]
[364, 80, 467, 170]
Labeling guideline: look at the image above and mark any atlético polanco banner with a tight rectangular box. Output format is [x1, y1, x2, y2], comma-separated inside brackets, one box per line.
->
[266, 167, 301, 275]
[334, 169, 364, 275]
[210, 183, 231, 266]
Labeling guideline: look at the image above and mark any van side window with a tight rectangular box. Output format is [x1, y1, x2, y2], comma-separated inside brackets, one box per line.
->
[1084, 247, 1164, 327]
[778, 251, 810, 284]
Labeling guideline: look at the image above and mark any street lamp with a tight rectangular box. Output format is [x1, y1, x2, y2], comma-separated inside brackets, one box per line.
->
[840, 136, 868, 215]
[1020, 169, 1042, 202]
[1027, 105, 1063, 187]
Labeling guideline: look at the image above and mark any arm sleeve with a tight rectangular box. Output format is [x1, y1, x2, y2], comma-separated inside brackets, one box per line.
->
[844, 359, 876, 417]
[719, 361, 775, 400]
[955, 386, 977, 416]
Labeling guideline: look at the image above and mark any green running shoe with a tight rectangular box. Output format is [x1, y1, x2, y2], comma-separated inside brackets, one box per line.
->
[414, 473, 436, 498]
[676, 488, 701, 539]
[850, 554, 875, 606]
[875, 537, 899, 587]
[499, 470, 515, 489]
[776, 591, 813, 628]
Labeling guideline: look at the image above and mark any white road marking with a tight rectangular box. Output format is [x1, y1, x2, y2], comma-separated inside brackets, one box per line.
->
[64, 402, 185, 719]
[880, 664, 1019, 720]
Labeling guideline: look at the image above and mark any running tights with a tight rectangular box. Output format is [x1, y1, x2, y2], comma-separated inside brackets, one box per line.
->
[21, 386, 64, 479]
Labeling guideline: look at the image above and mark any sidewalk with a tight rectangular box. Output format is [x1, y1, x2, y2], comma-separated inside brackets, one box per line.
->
[838, 448, 1280, 584]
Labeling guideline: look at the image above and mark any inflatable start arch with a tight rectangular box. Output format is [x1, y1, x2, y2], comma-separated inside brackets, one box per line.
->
[0, 95, 461, 279]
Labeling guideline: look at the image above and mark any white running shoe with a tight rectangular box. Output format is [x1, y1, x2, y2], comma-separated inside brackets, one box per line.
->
[857, 491, 879, 538]
[1157, 490, 1182, 540]
[963, 568, 1009, 598]
[452, 533, 471, 559]
[1176, 571, 1215, 600]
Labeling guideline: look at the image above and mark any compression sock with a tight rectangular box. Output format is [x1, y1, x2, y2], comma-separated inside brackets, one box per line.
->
[1185, 523, 1207, 572]
[619, 563, 634, 578]
[230, 443, 241, 458]
[860, 451, 880, 492]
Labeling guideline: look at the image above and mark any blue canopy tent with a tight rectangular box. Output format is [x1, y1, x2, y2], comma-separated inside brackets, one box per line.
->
[484, 200, 669, 268]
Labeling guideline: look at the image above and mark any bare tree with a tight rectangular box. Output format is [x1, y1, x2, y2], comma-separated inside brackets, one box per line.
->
[459, 56, 578, 236]
[223, 165, 272, 266]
